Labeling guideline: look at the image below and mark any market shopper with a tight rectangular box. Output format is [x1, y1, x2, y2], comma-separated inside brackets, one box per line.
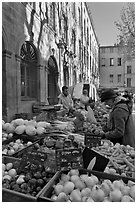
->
[100, 89, 135, 147]
[58, 86, 74, 114]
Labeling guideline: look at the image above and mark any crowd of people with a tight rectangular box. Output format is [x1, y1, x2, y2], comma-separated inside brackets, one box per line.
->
[57, 85, 135, 148]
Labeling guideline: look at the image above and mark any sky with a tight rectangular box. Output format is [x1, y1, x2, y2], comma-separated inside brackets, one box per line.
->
[87, 2, 128, 46]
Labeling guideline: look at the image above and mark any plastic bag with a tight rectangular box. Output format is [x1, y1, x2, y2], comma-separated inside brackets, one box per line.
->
[86, 106, 97, 124]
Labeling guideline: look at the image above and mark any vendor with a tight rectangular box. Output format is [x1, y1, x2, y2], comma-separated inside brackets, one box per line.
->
[100, 89, 135, 147]
[58, 86, 74, 114]
[79, 89, 89, 110]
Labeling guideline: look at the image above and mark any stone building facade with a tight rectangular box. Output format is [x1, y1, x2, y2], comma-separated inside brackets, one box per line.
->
[99, 45, 135, 93]
[2, 2, 99, 121]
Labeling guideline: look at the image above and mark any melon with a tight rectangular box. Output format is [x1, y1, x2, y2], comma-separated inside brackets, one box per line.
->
[2, 123, 11, 131]
[6, 124, 15, 133]
[25, 125, 37, 136]
[36, 121, 51, 128]
[15, 125, 26, 135]
[36, 126, 45, 135]
[14, 118, 25, 126]
[26, 120, 37, 127]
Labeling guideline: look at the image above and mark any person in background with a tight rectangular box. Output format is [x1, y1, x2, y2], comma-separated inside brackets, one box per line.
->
[100, 89, 135, 148]
[79, 89, 89, 110]
[58, 86, 74, 114]
[122, 91, 133, 112]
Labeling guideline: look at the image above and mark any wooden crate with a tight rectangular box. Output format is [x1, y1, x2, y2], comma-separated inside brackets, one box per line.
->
[2, 156, 54, 202]
[37, 168, 135, 202]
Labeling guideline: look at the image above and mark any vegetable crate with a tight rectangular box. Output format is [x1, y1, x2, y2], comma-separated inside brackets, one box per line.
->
[2, 156, 55, 202]
[84, 133, 102, 148]
[2, 156, 37, 202]
[37, 168, 135, 202]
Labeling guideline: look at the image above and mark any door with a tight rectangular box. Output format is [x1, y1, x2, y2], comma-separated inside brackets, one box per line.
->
[48, 55, 60, 105]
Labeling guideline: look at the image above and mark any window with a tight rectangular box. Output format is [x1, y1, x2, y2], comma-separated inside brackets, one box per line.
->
[102, 58, 105, 66]
[90, 35, 91, 51]
[49, 3, 55, 30]
[79, 40, 81, 60]
[90, 56, 92, 72]
[101, 48, 105, 53]
[110, 74, 113, 83]
[72, 2, 75, 17]
[20, 41, 37, 98]
[127, 78, 131, 87]
[63, 16, 68, 43]
[72, 30, 76, 54]
[78, 7, 81, 26]
[127, 65, 132, 74]
[117, 74, 121, 83]
[87, 27, 89, 45]
[84, 19, 86, 37]
[118, 58, 121, 66]
[110, 47, 113, 53]
[84, 46, 86, 65]
[87, 51, 89, 70]
[110, 58, 114, 66]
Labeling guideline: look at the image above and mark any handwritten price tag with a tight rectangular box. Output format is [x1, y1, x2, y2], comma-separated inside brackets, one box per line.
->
[56, 148, 83, 171]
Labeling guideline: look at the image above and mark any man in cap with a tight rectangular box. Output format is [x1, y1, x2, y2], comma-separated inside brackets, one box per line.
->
[100, 89, 135, 147]
[58, 86, 74, 114]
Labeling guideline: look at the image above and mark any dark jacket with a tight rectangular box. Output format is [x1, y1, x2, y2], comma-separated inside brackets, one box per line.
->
[105, 100, 135, 147]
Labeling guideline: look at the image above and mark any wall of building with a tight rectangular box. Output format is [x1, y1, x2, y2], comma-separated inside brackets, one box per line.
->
[99, 46, 125, 91]
[124, 59, 135, 92]
[2, 2, 99, 121]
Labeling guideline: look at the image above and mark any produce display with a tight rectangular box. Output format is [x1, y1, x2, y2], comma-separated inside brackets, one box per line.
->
[2, 119, 51, 137]
[40, 169, 135, 202]
[2, 99, 135, 202]
[2, 157, 54, 197]
[2, 138, 33, 156]
[2, 131, 14, 142]
[93, 141, 135, 178]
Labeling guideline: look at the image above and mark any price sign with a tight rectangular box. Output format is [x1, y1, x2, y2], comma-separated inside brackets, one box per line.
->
[18, 149, 47, 173]
[84, 133, 101, 148]
[56, 148, 83, 171]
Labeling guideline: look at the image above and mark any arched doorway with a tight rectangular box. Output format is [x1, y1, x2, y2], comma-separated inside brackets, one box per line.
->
[20, 41, 38, 99]
[2, 37, 7, 119]
[48, 55, 60, 105]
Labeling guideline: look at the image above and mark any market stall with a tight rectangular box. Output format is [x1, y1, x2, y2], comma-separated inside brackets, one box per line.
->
[2, 101, 135, 202]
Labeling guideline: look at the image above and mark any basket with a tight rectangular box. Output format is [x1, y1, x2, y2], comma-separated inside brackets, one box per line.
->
[37, 168, 135, 202]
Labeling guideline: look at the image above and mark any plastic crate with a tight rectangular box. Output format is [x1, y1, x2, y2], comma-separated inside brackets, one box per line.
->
[37, 168, 135, 202]
[84, 133, 102, 148]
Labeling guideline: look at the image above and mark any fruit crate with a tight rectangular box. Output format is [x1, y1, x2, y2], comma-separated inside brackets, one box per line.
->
[2, 156, 55, 202]
[84, 133, 102, 148]
[37, 168, 135, 202]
